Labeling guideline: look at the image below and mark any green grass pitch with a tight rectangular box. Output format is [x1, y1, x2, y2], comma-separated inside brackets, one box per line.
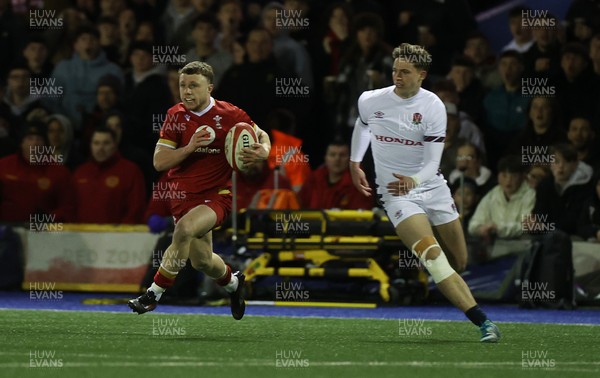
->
[0, 309, 598, 378]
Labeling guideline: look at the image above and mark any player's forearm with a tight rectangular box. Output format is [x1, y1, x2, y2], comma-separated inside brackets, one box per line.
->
[350, 119, 371, 163]
[153, 146, 193, 172]
[410, 142, 444, 185]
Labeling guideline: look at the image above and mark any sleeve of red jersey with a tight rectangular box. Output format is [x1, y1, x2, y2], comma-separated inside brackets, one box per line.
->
[236, 106, 258, 130]
[156, 109, 181, 150]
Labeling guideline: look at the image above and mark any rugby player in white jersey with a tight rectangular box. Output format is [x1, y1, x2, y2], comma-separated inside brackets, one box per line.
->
[350, 43, 500, 342]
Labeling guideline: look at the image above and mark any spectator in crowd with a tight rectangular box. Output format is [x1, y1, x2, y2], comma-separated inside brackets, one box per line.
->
[0, 122, 73, 222]
[506, 96, 566, 160]
[0, 106, 17, 157]
[96, 16, 121, 64]
[0, 0, 28, 79]
[21, 36, 53, 81]
[262, 2, 314, 89]
[440, 102, 468, 179]
[162, 0, 196, 47]
[185, 14, 233, 89]
[433, 80, 486, 155]
[102, 110, 154, 196]
[81, 74, 123, 156]
[316, 2, 352, 79]
[531, 143, 593, 235]
[502, 6, 535, 53]
[99, 0, 126, 19]
[117, 8, 137, 66]
[71, 127, 145, 224]
[567, 115, 599, 169]
[299, 140, 373, 210]
[134, 20, 158, 44]
[483, 50, 530, 163]
[46, 114, 81, 170]
[236, 158, 292, 209]
[123, 41, 171, 153]
[215, 0, 244, 52]
[522, 13, 561, 77]
[167, 0, 220, 51]
[264, 109, 311, 192]
[555, 42, 598, 123]
[448, 142, 495, 196]
[451, 177, 480, 229]
[566, 0, 600, 44]
[526, 165, 550, 190]
[51, 26, 124, 128]
[336, 13, 392, 135]
[468, 155, 535, 240]
[446, 55, 485, 123]
[577, 172, 600, 242]
[463, 31, 501, 90]
[216, 28, 282, 127]
[46, 8, 90, 65]
[4, 64, 43, 121]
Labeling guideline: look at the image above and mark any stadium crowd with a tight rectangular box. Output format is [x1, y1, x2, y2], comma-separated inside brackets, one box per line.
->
[0, 0, 599, 246]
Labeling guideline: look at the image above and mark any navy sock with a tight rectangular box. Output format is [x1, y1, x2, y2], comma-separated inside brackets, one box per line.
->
[465, 305, 488, 327]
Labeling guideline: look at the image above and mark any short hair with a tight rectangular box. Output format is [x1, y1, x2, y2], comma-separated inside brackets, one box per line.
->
[550, 143, 578, 162]
[97, 74, 122, 94]
[25, 35, 47, 46]
[353, 13, 384, 37]
[96, 16, 117, 26]
[451, 54, 475, 69]
[465, 31, 488, 43]
[92, 126, 117, 142]
[499, 49, 523, 64]
[392, 43, 432, 71]
[497, 155, 526, 174]
[327, 138, 349, 149]
[431, 79, 457, 94]
[74, 25, 100, 41]
[509, 6, 531, 19]
[192, 13, 219, 30]
[561, 42, 589, 60]
[128, 40, 153, 56]
[179, 61, 214, 84]
[450, 176, 479, 195]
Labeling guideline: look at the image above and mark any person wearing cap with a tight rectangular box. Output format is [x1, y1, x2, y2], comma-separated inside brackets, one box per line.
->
[468, 155, 535, 240]
[50, 26, 124, 128]
[0, 122, 73, 222]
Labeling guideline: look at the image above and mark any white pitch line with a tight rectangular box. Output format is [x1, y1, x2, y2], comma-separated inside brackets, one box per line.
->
[1, 360, 599, 370]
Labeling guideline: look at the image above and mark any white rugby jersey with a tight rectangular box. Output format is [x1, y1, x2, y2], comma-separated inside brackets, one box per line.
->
[351, 86, 447, 194]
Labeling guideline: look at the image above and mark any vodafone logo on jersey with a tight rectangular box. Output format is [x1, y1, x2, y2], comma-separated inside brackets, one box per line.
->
[194, 125, 221, 153]
[374, 134, 423, 146]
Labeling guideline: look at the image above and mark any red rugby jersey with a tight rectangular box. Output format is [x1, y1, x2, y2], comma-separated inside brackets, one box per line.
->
[157, 98, 255, 194]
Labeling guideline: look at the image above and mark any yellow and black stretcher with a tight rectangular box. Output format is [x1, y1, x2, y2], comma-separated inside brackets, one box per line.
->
[235, 209, 428, 304]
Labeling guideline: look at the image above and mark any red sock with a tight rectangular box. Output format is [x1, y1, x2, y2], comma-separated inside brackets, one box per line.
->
[154, 270, 175, 289]
[215, 265, 232, 286]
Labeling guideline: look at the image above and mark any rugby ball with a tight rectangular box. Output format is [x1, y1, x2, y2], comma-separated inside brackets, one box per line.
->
[225, 122, 258, 172]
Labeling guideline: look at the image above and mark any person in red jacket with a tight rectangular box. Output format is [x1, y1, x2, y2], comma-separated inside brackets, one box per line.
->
[300, 140, 374, 210]
[0, 122, 73, 222]
[72, 127, 145, 224]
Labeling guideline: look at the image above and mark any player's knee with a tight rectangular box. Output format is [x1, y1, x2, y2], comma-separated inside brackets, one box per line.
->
[411, 236, 456, 284]
[173, 220, 196, 244]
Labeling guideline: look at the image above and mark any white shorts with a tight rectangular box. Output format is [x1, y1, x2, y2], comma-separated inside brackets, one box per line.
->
[380, 182, 459, 228]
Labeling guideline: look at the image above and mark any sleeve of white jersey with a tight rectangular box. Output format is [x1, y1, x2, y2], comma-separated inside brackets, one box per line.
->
[410, 98, 446, 185]
[350, 93, 371, 163]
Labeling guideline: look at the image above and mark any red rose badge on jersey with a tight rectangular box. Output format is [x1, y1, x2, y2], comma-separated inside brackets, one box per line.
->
[412, 113, 422, 125]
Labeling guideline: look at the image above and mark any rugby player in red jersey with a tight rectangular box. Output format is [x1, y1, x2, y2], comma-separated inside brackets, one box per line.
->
[128, 61, 270, 319]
